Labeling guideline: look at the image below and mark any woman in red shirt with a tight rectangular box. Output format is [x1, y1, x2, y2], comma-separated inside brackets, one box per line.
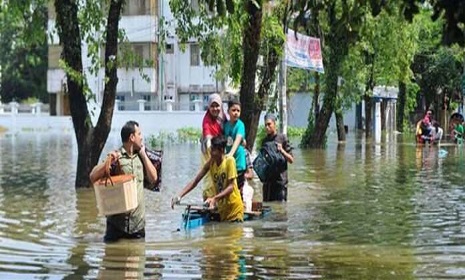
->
[201, 93, 226, 199]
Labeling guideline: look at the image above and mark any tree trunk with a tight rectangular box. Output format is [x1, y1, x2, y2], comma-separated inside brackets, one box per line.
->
[300, 72, 320, 147]
[305, 2, 349, 148]
[364, 54, 375, 139]
[313, 72, 320, 120]
[396, 81, 406, 132]
[240, 0, 263, 150]
[381, 99, 387, 131]
[364, 94, 373, 138]
[356, 102, 363, 130]
[306, 39, 343, 148]
[335, 111, 346, 141]
[55, 0, 123, 188]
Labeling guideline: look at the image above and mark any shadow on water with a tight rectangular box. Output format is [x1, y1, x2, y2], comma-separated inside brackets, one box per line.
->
[3, 131, 465, 278]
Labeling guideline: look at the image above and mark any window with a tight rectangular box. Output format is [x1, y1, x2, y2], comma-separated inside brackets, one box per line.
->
[203, 94, 209, 110]
[116, 95, 125, 110]
[134, 45, 145, 58]
[122, 0, 149, 15]
[190, 44, 200, 66]
[143, 94, 151, 110]
[166, 44, 174, 54]
[107, 43, 153, 67]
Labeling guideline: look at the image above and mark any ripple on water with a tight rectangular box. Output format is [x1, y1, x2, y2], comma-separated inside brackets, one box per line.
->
[2, 134, 465, 278]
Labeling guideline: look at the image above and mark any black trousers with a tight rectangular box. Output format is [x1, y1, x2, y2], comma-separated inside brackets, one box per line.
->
[237, 170, 246, 197]
[262, 181, 287, 202]
[104, 220, 145, 243]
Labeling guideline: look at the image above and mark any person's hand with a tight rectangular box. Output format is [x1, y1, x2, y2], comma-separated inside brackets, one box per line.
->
[276, 143, 283, 153]
[138, 143, 146, 156]
[107, 150, 121, 164]
[171, 196, 181, 209]
[204, 197, 217, 210]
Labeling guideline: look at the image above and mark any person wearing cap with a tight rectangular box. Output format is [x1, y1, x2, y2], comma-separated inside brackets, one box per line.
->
[201, 93, 226, 200]
[261, 113, 294, 202]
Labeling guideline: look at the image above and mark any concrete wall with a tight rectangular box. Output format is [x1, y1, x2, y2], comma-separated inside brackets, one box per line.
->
[288, 92, 357, 132]
[0, 92, 358, 135]
[0, 111, 206, 136]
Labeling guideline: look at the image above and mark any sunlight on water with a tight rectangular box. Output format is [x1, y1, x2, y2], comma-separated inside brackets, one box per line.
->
[1, 131, 465, 278]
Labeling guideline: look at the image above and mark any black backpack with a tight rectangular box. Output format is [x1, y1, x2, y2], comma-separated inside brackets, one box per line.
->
[253, 141, 286, 183]
[143, 148, 163, 192]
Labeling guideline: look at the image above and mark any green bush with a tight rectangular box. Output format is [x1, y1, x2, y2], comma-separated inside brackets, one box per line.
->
[147, 127, 201, 147]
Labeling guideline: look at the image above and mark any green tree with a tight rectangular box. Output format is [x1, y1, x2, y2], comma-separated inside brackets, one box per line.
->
[408, 8, 463, 116]
[412, 46, 464, 115]
[0, 1, 47, 103]
[294, 1, 388, 148]
[403, 1, 465, 46]
[54, 0, 124, 188]
[170, 0, 285, 149]
[338, 5, 419, 136]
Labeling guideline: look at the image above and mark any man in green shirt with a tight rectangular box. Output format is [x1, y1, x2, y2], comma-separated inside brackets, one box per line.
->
[90, 120, 158, 242]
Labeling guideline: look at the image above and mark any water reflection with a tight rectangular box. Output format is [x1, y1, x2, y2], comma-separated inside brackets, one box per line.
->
[3, 132, 465, 278]
[97, 241, 146, 279]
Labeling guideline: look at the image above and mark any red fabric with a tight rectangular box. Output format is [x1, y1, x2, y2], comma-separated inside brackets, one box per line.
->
[202, 112, 223, 137]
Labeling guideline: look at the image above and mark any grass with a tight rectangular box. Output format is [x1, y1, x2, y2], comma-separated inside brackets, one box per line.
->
[146, 126, 305, 148]
[147, 127, 201, 147]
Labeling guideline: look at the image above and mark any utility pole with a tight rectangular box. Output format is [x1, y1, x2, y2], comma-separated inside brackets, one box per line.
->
[158, 0, 164, 110]
[279, 54, 287, 135]
[279, 2, 289, 135]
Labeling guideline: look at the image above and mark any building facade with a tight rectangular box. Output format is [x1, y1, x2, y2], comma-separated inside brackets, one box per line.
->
[47, 0, 224, 115]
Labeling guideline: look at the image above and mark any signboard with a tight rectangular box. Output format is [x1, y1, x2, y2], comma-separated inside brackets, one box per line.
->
[285, 29, 324, 73]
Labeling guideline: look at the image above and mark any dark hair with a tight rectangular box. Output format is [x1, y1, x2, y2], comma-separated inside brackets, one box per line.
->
[211, 135, 227, 150]
[264, 112, 277, 122]
[121, 120, 139, 143]
[228, 99, 241, 109]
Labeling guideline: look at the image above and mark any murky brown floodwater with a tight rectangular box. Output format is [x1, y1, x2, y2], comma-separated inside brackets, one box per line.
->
[1, 131, 465, 279]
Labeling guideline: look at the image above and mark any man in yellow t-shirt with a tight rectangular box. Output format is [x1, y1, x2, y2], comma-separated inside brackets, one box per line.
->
[171, 135, 244, 222]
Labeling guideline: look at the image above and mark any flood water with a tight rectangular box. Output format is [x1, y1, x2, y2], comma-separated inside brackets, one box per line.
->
[1, 131, 465, 279]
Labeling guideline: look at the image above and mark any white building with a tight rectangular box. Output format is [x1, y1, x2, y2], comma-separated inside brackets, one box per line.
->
[47, 0, 224, 116]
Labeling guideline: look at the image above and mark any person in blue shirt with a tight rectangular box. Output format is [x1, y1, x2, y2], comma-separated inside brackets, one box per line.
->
[224, 100, 247, 195]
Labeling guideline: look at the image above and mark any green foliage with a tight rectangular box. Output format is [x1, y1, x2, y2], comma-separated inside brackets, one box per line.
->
[169, 0, 246, 86]
[254, 124, 304, 148]
[300, 104, 327, 148]
[340, 6, 418, 103]
[287, 126, 305, 137]
[147, 125, 301, 148]
[22, 97, 40, 105]
[146, 127, 202, 147]
[412, 45, 464, 111]
[255, 125, 266, 147]
[402, 0, 465, 46]
[287, 68, 315, 93]
[0, 0, 48, 103]
[176, 127, 202, 142]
